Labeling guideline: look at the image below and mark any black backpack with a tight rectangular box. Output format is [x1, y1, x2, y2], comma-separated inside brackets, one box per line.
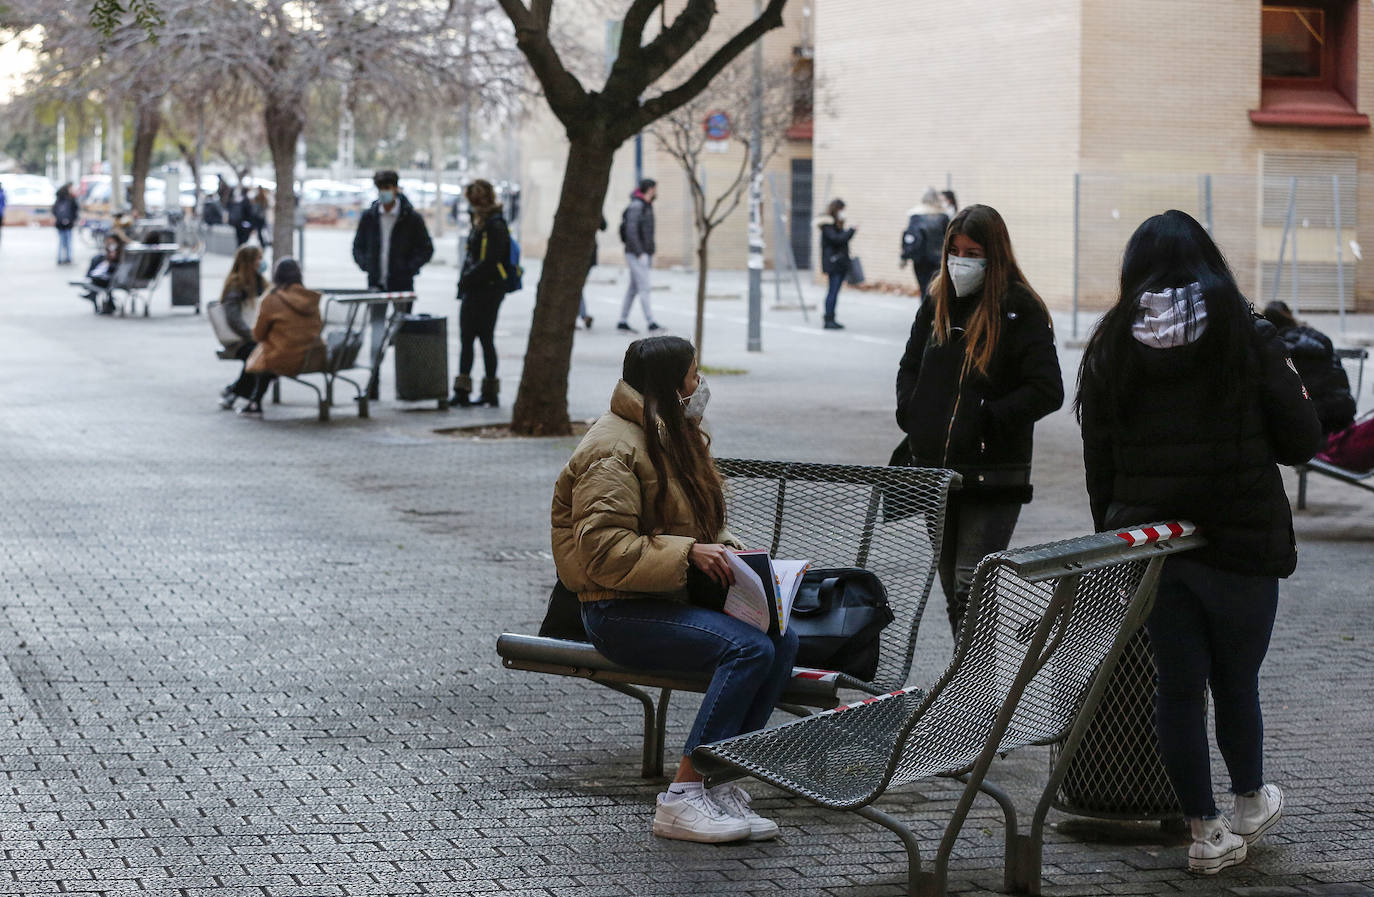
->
[901, 213, 948, 268]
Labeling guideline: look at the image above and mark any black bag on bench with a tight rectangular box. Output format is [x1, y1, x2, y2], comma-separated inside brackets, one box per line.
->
[790, 567, 893, 681]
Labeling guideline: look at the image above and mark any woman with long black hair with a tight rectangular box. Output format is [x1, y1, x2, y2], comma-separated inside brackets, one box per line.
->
[1076, 210, 1322, 874]
[551, 336, 798, 844]
[894, 204, 1063, 635]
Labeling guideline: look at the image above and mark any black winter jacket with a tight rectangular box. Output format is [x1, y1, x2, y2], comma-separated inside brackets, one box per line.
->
[1079, 318, 1323, 577]
[52, 194, 79, 230]
[1277, 325, 1355, 434]
[895, 284, 1063, 501]
[901, 212, 948, 269]
[818, 217, 855, 275]
[459, 211, 512, 299]
[620, 195, 655, 256]
[352, 194, 435, 292]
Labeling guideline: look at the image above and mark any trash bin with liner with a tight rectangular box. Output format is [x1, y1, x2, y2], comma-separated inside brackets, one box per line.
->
[169, 255, 201, 312]
[392, 313, 449, 411]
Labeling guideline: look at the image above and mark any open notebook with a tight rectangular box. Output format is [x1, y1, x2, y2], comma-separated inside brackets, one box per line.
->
[722, 550, 811, 636]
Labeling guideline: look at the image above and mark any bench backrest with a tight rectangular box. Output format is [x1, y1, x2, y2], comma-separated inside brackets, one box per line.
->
[886, 523, 1201, 790]
[691, 522, 1202, 810]
[716, 458, 960, 692]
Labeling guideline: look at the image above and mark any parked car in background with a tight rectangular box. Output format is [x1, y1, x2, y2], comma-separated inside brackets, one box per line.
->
[0, 173, 57, 226]
[78, 175, 167, 215]
[299, 179, 365, 224]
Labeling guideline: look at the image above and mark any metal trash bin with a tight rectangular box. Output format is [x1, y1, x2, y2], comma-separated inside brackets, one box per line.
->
[169, 256, 201, 311]
[1051, 627, 1183, 821]
[392, 313, 449, 410]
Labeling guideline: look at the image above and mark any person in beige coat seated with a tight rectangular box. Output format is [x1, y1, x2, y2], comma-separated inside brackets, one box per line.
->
[551, 335, 799, 844]
[234, 257, 323, 417]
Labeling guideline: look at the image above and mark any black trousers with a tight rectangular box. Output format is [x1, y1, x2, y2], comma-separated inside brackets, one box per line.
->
[459, 290, 503, 379]
[228, 342, 273, 402]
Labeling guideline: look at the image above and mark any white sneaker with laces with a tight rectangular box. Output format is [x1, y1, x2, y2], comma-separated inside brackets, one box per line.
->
[1187, 816, 1247, 874]
[709, 783, 779, 841]
[1231, 783, 1283, 845]
[652, 787, 751, 843]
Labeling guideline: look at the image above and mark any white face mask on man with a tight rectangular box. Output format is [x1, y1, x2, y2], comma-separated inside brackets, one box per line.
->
[946, 256, 988, 298]
[680, 375, 710, 421]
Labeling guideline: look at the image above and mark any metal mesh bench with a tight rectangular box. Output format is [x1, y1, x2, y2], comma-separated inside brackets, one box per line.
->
[692, 522, 1204, 897]
[497, 458, 961, 777]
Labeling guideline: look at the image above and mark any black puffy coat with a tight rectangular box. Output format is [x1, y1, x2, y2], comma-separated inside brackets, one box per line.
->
[459, 211, 512, 298]
[1277, 325, 1356, 434]
[1079, 318, 1323, 578]
[895, 284, 1063, 502]
[352, 193, 435, 291]
[620, 194, 655, 256]
[818, 217, 855, 276]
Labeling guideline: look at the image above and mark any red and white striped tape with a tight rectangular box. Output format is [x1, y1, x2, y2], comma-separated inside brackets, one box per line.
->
[827, 686, 919, 714]
[1115, 521, 1195, 547]
[323, 291, 418, 300]
[791, 667, 839, 684]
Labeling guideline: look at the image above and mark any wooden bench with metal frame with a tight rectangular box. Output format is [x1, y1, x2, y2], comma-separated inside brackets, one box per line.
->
[497, 458, 961, 778]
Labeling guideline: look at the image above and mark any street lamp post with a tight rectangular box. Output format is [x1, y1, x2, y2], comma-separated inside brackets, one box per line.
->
[746, 0, 764, 352]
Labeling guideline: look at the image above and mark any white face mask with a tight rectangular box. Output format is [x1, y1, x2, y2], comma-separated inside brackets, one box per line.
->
[946, 256, 987, 298]
[378, 189, 396, 205]
[680, 375, 710, 421]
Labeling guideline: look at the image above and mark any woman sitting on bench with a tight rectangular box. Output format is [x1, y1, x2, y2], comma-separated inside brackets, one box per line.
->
[235, 258, 322, 418]
[82, 235, 125, 315]
[218, 245, 269, 411]
[551, 336, 798, 845]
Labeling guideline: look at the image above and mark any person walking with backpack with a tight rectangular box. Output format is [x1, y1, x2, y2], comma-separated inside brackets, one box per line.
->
[1077, 210, 1322, 875]
[52, 183, 80, 265]
[451, 179, 512, 408]
[352, 170, 435, 397]
[899, 187, 949, 299]
[617, 179, 661, 333]
[894, 204, 1063, 634]
[816, 199, 855, 330]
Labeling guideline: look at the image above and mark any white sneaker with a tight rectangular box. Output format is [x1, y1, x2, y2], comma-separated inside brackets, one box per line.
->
[1188, 816, 1247, 874]
[652, 787, 751, 843]
[709, 783, 779, 841]
[1232, 784, 1283, 845]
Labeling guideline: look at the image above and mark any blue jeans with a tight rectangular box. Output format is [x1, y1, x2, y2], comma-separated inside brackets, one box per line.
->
[57, 228, 73, 264]
[824, 272, 844, 322]
[582, 598, 800, 756]
[1144, 556, 1278, 818]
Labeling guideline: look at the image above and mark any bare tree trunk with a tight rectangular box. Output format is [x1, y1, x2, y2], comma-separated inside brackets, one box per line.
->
[510, 138, 616, 436]
[264, 99, 304, 263]
[105, 100, 125, 212]
[129, 95, 163, 218]
[694, 234, 710, 362]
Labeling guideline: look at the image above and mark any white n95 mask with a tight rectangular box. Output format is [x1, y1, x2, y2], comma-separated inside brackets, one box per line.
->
[947, 256, 988, 297]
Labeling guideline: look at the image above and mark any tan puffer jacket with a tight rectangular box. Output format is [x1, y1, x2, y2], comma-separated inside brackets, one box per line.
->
[246, 283, 324, 376]
[552, 381, 734, 603]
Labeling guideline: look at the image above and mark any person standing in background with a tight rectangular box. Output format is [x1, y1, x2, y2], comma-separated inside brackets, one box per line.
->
[352, 169, 435, 397]
[941, 190, 959, 217]
[617, 179, 661, 334]
[451, 179, 512, 409]
[900, 187, 950, 300]
[53, 183, 80, 265]
[816, 199, 855, 330]
[0, 181, 7, 246]
[250, 187, 271, 249]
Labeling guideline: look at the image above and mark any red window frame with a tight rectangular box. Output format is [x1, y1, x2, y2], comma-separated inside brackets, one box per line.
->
[1251, 0, 1369, 128]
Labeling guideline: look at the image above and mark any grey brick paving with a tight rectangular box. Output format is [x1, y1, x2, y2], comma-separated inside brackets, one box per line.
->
[0, 226, 1371, 895]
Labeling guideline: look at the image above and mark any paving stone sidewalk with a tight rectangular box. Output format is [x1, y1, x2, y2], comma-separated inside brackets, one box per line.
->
[0, 226, 1370, 896]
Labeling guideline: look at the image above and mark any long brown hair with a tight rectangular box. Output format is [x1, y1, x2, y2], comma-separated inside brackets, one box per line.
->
[622, 337, 725, 543]
[929, 204, 1048, 376]
[220, 245, 264, 302]
[465, 179, 503, 228]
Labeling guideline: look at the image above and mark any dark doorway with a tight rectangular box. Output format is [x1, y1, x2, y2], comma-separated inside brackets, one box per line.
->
[790, 158, 813, 269]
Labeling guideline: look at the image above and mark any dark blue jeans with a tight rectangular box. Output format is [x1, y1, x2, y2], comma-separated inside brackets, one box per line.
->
[582, 597, 800, 756]
[1144, 556, 1278, 818]
[824, 272, 844, 322]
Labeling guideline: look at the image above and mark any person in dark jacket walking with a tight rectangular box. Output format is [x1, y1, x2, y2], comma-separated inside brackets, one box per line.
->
[900, 187, 949, 298]
[1076, 210, 1322, 876]
[617, 179, 661, 333]
[1261, 301, 1355, 435]
[352, 170, 435, 394]
[816, 198, 855, 329]
[895, 204, 1063, 633]
[451, 179, 511, 408]
[52, 183, 79, 265]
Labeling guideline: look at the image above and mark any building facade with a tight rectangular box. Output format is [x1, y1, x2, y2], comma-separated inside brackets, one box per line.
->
[814, 0, 1373, 313]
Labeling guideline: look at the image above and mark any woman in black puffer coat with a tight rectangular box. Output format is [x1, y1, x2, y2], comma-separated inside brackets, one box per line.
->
[1261, 301, 1355, 435]
[1076, 210, 1322, 875]
[895, 204, 1063, 634]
